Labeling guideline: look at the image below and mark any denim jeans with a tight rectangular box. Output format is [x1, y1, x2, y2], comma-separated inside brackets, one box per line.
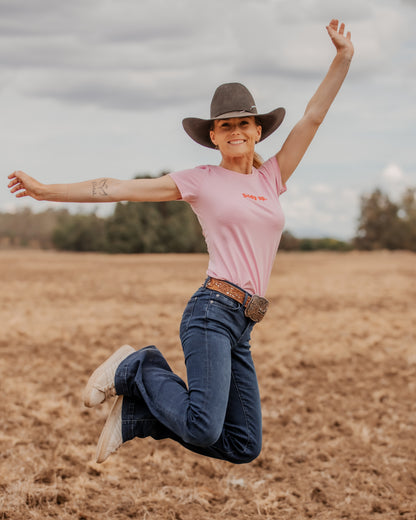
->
[114, 282, 262, 464]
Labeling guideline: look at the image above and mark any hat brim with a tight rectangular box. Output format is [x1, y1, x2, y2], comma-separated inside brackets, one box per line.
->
[182, 107, 285, 149]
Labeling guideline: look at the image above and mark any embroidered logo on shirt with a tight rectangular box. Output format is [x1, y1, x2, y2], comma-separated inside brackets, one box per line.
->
[242, 193, 267, 202]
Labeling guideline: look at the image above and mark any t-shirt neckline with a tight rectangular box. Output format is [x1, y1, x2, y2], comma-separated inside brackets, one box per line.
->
[215, 165, 257, 176]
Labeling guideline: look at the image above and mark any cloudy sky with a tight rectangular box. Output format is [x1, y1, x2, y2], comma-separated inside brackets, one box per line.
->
[1, 0, 415, 239]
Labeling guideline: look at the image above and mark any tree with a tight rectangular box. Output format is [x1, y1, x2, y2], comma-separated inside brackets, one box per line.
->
[399, 188, 416, 251]
[279, 230, 300, 251]
[354, 188, 416, 251]
[0, 208, 68, 249]
[105, 200, 206, 253]
[52, 212, 108, 252]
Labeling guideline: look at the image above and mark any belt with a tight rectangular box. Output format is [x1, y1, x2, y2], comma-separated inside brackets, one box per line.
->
[205, 277, 269, 322]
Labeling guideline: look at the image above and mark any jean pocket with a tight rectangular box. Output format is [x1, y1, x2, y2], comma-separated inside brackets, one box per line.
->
[208, 291, 242, 312]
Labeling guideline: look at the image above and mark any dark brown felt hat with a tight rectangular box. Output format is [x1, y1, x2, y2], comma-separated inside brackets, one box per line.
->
[182, 82, 285, 149]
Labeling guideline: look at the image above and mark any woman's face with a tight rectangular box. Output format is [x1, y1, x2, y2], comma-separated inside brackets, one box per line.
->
[210, 117, 262, 157]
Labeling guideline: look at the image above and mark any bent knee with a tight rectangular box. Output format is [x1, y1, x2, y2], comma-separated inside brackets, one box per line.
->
[227, 439, 262, 464]
[240, 443, 262, 463]
[184, 426, 222, 448]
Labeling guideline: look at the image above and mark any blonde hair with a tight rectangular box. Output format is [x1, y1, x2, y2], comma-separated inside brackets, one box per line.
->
[253, 152, 263, 169]
[253, 117, 263, 168]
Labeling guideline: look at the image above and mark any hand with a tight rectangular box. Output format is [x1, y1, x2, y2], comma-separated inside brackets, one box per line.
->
[326, 19, 354, 59]
[7, 171, 45, 200]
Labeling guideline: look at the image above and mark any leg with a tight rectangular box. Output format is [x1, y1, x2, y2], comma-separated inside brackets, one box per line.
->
[116, 294, 234, 447]
[115, 287, 262, 462]
[178, 322, 262, 463]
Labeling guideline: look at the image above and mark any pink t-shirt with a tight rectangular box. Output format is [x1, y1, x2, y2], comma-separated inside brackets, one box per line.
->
[169, 156, 286, 296]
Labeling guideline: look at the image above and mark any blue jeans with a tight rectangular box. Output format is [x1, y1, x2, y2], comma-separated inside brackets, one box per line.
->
[114, 282, 262, 464]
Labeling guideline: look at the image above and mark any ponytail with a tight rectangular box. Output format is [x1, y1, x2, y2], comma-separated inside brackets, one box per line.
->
[253, 118, 263, 169]
[253, 152, 263, 169]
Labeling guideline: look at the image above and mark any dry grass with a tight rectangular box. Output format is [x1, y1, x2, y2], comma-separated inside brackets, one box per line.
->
[0, 250, 415, 519]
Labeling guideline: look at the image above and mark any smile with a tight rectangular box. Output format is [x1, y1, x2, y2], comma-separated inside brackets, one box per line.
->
[228, 140, 246, 145]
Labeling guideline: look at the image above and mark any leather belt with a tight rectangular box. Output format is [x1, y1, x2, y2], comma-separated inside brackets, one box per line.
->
[206, 277, 249, 306]
[205, 277, 269, 322]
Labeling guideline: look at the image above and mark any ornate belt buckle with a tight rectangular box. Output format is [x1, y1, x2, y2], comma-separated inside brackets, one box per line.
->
[245, 295, 269, 322]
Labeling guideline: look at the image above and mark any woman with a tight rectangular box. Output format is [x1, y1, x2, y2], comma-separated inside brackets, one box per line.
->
[8, 20, 353, 464]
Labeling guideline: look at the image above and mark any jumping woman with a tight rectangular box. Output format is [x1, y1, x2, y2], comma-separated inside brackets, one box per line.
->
[8, 20, 354, 464]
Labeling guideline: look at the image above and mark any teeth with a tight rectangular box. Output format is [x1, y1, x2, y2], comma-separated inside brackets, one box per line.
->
[229, 140, 245, 145]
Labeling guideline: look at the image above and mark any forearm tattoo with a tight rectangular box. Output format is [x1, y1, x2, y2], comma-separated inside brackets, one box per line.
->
[92, 179, 109, 197]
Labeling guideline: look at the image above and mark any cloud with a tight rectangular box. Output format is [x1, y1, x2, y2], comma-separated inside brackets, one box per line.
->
[280, 183, 360, 239]
[0, 0, 415, 242]
[310, 183, 333, 195]
[23, 70, 203, 111]
[382, 163, 405, 182]
[1, 0, 410, 113]
[0, 1, 239, 110]
[379, 163, 414, 201]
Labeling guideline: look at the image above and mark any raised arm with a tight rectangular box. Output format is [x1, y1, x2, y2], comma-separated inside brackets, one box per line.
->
[276, 19, 354, 185]
[7, 171, 180, 203]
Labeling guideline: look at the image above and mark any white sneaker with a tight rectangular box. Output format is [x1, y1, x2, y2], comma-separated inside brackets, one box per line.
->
[83, 345, 135, 408]
[95, 395, 124, 463]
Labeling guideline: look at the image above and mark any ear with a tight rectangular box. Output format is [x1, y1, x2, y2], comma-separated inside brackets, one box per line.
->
[209, 129, 217, 147]
[256, 124, 262, 143]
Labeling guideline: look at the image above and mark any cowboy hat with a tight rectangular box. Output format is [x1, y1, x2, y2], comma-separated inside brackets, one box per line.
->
[182, 82, 285, 149]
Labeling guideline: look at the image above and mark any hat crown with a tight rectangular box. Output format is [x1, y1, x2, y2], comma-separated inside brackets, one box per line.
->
[210, 83, 258, 119]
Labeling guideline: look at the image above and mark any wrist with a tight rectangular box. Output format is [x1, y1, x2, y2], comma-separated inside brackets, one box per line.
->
[336, 47, 354, 62]
[36, 183, 48, 200]
[40, 183, 60, 202]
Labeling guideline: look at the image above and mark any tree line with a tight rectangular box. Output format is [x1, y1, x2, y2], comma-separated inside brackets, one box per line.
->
[355, 187, 416, 251]
[1, 174, 415, 252]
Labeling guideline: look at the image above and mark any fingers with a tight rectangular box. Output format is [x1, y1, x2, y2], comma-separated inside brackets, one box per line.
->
[7, 171, 27, 197]
[9, 183, 24, 194]
[8, 170, 23, 180]
[8, 172, 22, 187]
[8, 180, 22, 193]
[326, 19, 353, 52]
[8, 178, 19, 188]
[8, 171, 24, 186]
[10, 184, 22, 194]
[328, 19, 338, 32]
[328, 19, 350, 37]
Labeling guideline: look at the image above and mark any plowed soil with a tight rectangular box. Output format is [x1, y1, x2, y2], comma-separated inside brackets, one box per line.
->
[1, 250, 415, 519]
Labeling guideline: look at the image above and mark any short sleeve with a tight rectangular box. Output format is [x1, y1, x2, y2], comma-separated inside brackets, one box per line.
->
[169, 166, 207, 203]
[258, 156, 287, 196]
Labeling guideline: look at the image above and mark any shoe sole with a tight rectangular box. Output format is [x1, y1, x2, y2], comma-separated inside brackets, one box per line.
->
[95, 395, 123, 463]
[83, 344, 135, 408]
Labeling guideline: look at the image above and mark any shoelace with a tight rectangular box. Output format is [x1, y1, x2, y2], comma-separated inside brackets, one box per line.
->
[104, 386, 116, 399]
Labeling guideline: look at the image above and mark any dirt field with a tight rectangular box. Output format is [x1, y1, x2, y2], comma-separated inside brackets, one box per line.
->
[0, 250, 415, 519]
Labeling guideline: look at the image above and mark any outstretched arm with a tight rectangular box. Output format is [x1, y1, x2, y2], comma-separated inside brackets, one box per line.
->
[276, 19, 354, 185]
[7, 171, 180, 203]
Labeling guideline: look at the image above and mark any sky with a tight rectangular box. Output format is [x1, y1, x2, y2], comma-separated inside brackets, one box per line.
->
[1, 0, 415, 239]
